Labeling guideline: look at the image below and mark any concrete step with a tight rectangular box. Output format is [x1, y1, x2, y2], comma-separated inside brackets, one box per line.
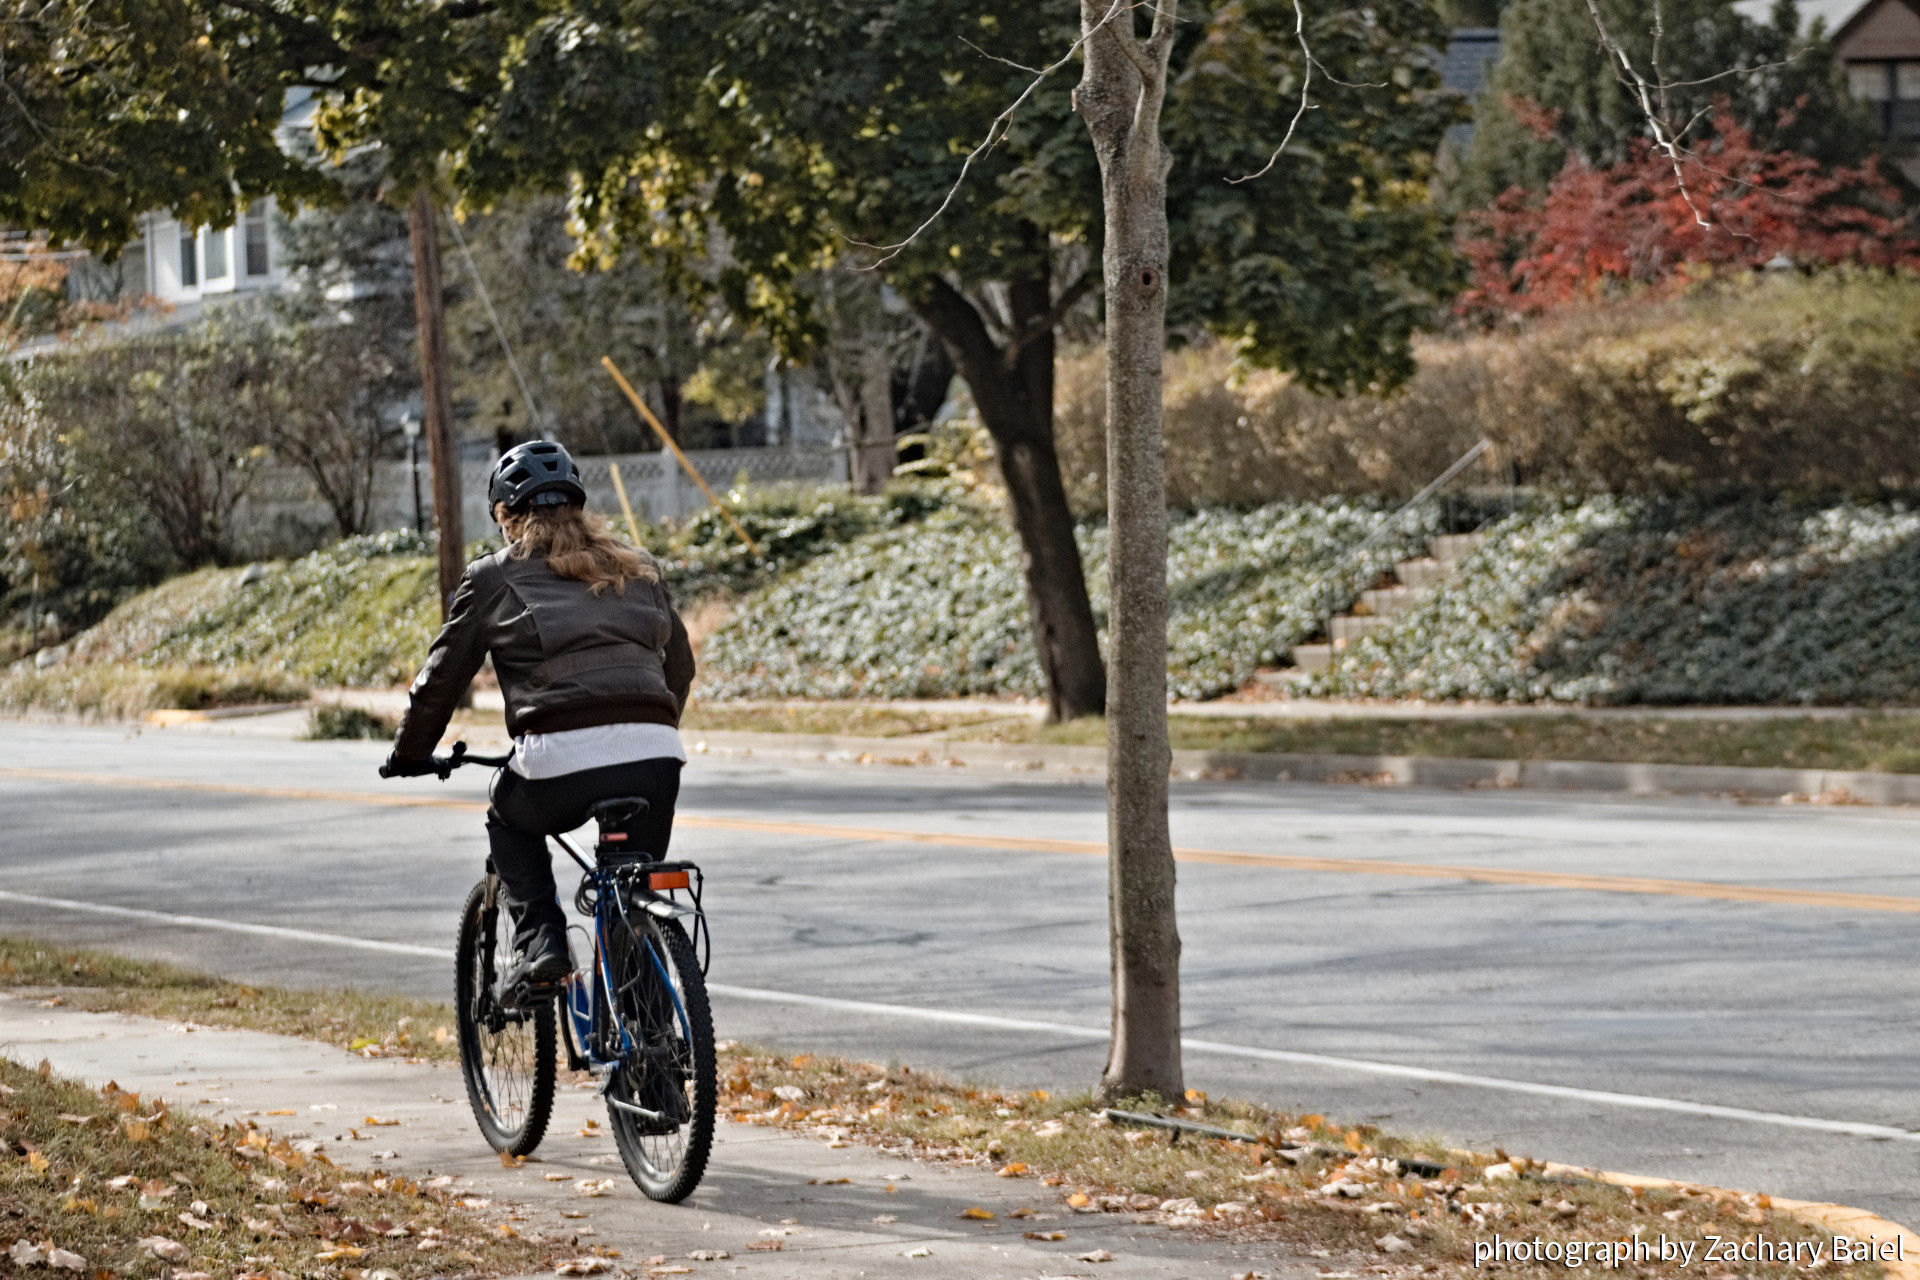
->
[1431, 532, 1487, 566]
[1357, 585, 1426, 617]
[1288, 643, 1332, 673]
[1394, 558, 1447, 590]
[1331, 614, 1390, 644]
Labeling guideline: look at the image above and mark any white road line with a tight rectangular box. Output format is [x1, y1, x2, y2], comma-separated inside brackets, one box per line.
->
[0, 890, 452, 960]
[10, 887, 1916, 1143]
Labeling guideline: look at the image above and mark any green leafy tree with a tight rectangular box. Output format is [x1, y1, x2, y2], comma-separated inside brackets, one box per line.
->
[1453, 0, 1890, 211]
[458, 0, 1461, 721]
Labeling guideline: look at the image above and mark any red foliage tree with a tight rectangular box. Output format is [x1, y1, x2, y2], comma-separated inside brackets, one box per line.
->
[1459, 103, 1920, 318]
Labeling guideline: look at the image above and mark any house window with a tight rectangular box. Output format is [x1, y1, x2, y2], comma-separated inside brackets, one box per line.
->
[1848, 61, 1920, 141]
[178, 226, 198, 287]
[244, 200, 271, 276]
[204, 226, 229, 280]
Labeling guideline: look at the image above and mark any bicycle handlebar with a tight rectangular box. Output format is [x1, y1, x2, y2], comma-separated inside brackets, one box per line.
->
[379, 739, 512, 781]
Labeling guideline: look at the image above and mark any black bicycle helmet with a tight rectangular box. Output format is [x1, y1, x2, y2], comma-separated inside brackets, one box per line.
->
[488, 440, 586, 518]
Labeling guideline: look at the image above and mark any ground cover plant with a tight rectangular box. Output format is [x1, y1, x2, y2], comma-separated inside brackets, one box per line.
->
[1312, 495, 1920, 705]
[700, 498, 1438, 702]
[4, 941, 1875, 1280]
[0, 1055, 544, 1280]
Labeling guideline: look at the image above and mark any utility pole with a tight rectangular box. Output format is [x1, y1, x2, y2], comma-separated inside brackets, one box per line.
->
[407, 190, 463, 619]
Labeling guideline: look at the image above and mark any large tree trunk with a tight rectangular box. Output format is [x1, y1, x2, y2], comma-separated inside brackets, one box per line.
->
[408, 190, 464, 619]
[1077, 0, 1184, 1103]
[911, 267, 1106, 722]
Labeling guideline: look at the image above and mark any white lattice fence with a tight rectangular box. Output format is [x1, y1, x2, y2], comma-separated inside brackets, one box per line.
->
[232, 446, 848, 554]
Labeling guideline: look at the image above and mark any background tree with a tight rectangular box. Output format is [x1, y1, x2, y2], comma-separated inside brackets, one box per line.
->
[1452, 0, 1891, 211]
[1459, 114, 1920, 315]
[446, 196, 772, 452]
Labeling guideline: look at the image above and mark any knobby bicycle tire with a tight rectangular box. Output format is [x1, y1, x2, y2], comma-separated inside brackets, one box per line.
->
[603, 914, 716, 1203]
[455, 879, 556, 1157]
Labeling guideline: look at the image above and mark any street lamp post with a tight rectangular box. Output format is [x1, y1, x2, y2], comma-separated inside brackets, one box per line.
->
[402, 415, 424, 536]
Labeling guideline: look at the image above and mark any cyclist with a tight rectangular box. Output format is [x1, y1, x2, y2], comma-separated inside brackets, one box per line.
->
[382, 440, 694, 999]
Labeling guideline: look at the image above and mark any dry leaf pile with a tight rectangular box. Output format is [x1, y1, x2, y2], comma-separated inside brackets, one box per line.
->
[718, 1048, 1879, 1280]
[0, 1057, 545, 1279]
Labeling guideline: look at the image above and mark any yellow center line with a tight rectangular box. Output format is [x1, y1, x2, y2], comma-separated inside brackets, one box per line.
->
[6, 764, 1915, 914]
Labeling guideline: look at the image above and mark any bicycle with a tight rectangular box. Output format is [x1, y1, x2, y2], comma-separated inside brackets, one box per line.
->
[395, 741, 716, 1203]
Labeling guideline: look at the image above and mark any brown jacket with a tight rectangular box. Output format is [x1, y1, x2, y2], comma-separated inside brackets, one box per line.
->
[393, 548, 694, 760]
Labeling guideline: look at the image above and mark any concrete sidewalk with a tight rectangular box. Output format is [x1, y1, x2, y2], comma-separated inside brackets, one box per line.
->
[1, 996, 1314, 1280]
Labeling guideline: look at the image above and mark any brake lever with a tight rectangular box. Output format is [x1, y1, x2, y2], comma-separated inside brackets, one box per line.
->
[434, 740, 468, 782]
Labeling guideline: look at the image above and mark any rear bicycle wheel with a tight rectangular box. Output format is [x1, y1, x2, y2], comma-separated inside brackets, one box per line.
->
[601, 914, 715, 1202]
[455, 878, 556, 1156]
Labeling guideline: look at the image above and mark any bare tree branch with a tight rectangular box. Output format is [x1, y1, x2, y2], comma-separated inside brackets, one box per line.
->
[845, 0, 1139, 267]
[1228, 0, 1315, 184]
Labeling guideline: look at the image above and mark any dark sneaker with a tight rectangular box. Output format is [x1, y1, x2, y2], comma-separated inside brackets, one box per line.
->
[496, 923, 570, 1009]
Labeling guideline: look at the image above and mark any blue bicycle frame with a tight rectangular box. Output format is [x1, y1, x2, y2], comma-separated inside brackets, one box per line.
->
[551, 831, 707, 1077]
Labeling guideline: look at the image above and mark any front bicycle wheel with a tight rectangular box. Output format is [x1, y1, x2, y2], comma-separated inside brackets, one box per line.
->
[455, 878, 556, 1156]
[601, 913, 715, 1203]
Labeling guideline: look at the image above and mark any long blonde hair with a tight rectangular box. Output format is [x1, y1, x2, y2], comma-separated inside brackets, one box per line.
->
[497, 502, 658, 596]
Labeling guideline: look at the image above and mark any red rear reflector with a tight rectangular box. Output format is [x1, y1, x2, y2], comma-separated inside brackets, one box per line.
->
[649, 871, 690, 891]
[603, 832, 627, 842]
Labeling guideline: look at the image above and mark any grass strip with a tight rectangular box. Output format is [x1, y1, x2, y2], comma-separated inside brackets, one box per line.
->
[721, 1050, 1874, 1278]
[0, 1056, 547, 1279]
[6, 939, 1882, 1279]
[0, 941, 457, 1065]
[0, 665, 310, 721]
[684, 701, 1920, 775]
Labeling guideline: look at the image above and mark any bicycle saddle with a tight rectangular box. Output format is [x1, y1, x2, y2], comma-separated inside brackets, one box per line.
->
[588, 796, 651, 827]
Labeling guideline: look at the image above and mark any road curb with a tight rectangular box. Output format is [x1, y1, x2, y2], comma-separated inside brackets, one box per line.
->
[685, 730, 1920, 804]
[1545, 1163, 1920, 1280]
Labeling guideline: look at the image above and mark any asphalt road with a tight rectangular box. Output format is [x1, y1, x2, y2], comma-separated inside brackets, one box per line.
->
[4, 719, 1919, 1224]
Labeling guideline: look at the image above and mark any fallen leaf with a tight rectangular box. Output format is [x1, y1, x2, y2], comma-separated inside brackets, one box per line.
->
[499, 1152, 526, 1168]
[573, 1179, 617, 1197]
[901, 1247, 933, 1258]
[997, 1162, 1029, 1177]
[871, 1215, 897, 1225]
[1066, 1193, 1090, 1209]
[36, 1059, 50, 1080]
[263, 1109, 296, 1117]
[746, 1241, 782, 1253]
[559, 1211, 585, 1220]
[10, 1241, 45, 1266]
[553, 1258, 611, 1275]
[1377, 1234, 1415, 1255]
[171, 1272, 213, 1280]
[315, 1246, 366, 1261]
[1024, 1231, 1068, 1241]
[544, 1172, 570, 1181]
[686, 1251, 729, 1261]
[27, 1151, 49, 1173]
[1076, 1249, 1115, 1263]
[55, 1114, 94, 1126]
[361, 1117, 399, 1127]
[178, 1212, 215, 1231]
[649, 1269, 692, 1276]
[496, 1224, 519, 1238]
[959, 1207, 994, 1220]
[47, 1251, 86, 1273]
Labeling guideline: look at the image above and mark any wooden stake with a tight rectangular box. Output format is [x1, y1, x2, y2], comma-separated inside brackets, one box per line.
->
[600, 356, 761, 555]
[607, 462, 643, 547]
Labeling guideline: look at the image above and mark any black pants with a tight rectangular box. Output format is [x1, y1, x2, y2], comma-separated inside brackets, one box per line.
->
[487, 758, 682, 940]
